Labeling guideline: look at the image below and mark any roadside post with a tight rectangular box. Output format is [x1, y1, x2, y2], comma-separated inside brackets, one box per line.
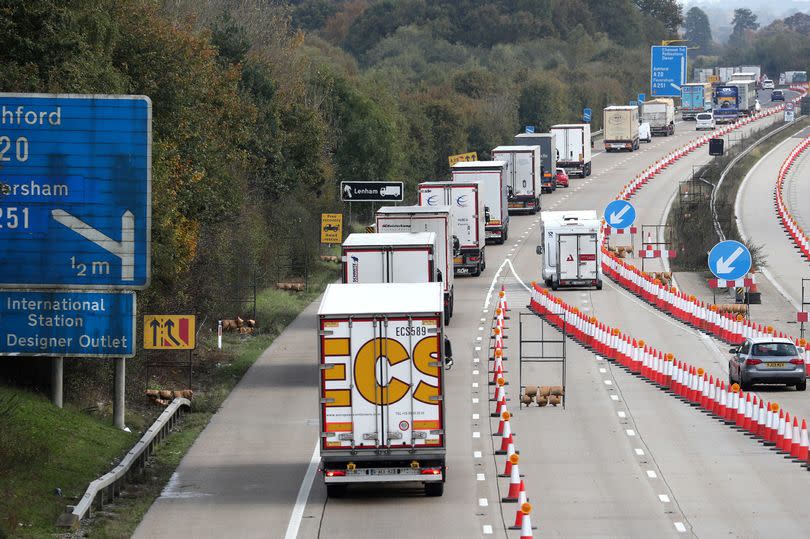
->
[0, 93, 151, 428]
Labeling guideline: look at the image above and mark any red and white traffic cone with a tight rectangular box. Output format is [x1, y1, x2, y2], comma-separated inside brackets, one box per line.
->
[502, 454, 522, 501]
[509, 488, 530, 529]
[499, 439, 519, 477]
[495, 410, 511, 436]
[519, 502, 535, 539]
[497, 411, 515, 454]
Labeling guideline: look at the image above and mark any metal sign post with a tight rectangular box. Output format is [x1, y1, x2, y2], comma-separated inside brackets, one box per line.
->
[801, 279, 810, 340]
[518, 311, 567, 409]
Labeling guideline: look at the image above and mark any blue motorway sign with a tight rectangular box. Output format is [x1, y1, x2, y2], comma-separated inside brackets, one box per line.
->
[0, 94, 151, 289]
[604, 200, 636, 230]
[708, 240, 752, 281]
[0, 290, 135, 357]
[638, 93, 646, 104]
[583, 108, 592, 123]
[525, 125, 535, 134]
[651, 46, 687, 97]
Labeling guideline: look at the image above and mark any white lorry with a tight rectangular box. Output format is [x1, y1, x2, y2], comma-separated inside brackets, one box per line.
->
[729, 80, 757, 115]
[550, 124, 592, 177]
[640, 98, 675, 136]
[513, 133, 557, 192]
[490, 145, 541, 214]
[419, 181, 486, 276]
[603, 106, 639, 151]
[451, 161, 509, 244]
[318, 282, 447, 497]
[375, 206, 456, 323]
[537, 210, 602, 290]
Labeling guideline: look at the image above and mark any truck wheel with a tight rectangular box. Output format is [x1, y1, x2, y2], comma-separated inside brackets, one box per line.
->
[596, 280, 603, 290]
[425, 482, 444, 497]
[481, 250, 486, 271]
[545, 278, 552, 287]
[326, 484, 347, 498]
[551, 281, 558, 291]
[444, 309, 451, 326]
[586, 163, 592, 176]
[797, 379, 807, 392]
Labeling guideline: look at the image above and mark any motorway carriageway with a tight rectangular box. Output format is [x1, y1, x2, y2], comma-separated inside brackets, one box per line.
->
[134, 93, 809, 539]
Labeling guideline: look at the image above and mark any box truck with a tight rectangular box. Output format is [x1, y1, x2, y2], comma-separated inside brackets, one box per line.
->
[729, 80, 757, 115]
[537, 211, 602, 290]
[640, 98, 675, 136]
[318, 282, 447, 497]
[419, 181, 486, 276]
[513, 132, 557, 191]
[714, 85, 740, 123]
[490, 145, 541, 214]
[550, 124, 592, 177]
[451, 161, 509, 244]
[603, 106, 639, 151]
[375, 206, 456, 322]
[681, 83, 713, 120]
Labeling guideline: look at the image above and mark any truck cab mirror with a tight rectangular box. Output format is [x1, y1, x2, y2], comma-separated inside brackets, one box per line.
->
[436, 269, 443, 282]
[452, 236, 461, 255]
[536, 245, 543, 255]
[507, 185, 514, 197]
[484, 207, 491, 222]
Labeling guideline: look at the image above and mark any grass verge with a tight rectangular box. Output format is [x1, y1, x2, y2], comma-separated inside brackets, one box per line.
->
[0, 260, 339, 538]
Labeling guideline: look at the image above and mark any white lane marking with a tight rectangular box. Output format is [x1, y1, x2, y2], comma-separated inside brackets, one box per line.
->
[604, 380, 613, 385]
[647, 470, 658, 478]
[473, 431, 481, 438]
[635, 448, 645, 456]
[472, 382, 479, 388]
[474, 451, 482, 458]
[674, 522, 687, 533]
[475, 346, 481, 351]
[478, 326, 484, 331]
[617, 411, 626, 418]
[611, 395, 620, 401]
[477, 336, 482, 341]
[477, 473, 486, 481]
[480, 318, 486, 322]
[626, 429, 636, 436]
[479, 498, 489, 507]
[283, 440, 320, 539]
[659, 494, 671, 503]
[483, 525, 493, 535]
[473, 413, 480, 420]
[473, 357, 480, 364]
[472, 398, 479, 404]
[473, 369, 479, 375]
[599, 368, 607, 373]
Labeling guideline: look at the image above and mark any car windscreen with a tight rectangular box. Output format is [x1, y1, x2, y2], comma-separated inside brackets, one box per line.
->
[752, 343, 798, 357]
[696, 114, 712, 120]
[773, 91, 783, 95]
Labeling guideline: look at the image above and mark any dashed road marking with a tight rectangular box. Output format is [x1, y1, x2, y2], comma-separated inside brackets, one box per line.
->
[617, 411, 626, 418]
[626, 429, 636, 436]
[635, 448, 645, 456]
[477, 473, 486, 481]
[483, 525, 493, 535]
[647, 470, 658, 479]
[674, 522, 687, 533]
[473, 431, 481, 438]
[474, 451, 482, 458]
[472, 413, 480, 420]
[658, 494, 671, 503]
[479, 498, 488, 507]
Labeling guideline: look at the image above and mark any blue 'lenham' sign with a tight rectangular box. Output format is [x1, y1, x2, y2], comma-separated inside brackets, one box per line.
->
[0, 290, 135, 357]
[0, 94, 151, 289]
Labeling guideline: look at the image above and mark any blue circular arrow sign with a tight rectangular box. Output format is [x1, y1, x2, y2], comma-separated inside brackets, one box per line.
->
[604, 200, 636, 230]
[708, 240, 752, 281]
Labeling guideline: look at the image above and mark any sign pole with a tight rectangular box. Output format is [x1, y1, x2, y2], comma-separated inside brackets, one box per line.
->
[51, 357, 63, 409]
[114, 357, 126, 430]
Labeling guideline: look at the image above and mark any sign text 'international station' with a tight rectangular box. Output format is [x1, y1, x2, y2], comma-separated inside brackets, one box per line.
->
[341, 181, 403, 202]
[0, 290, 135, 357]
[0, 94, 151, 289]
[650, 46, 687, 97]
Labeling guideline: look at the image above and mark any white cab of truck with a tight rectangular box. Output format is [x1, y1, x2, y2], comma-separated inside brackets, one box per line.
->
[490, 145, 541, 215]
[538, 210, 602, 290]
[342, 231, 437, 282]
[451, 160, 509, 244]
[318, 282, 447, 498]
[419, 181, 486, 276]
[640, 98, 675, 136]
[375, 206, 455, 322]
[603, 106, 639, 151]
[550, 124, 592, 177]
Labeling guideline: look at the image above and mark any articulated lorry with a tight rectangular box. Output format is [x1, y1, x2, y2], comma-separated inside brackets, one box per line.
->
[640, 98, 675, 136]
[418, 181, 486, 276]
[318, 282, 447, 497]
[375, 206, 455, 323]
[550, 124, 592, 177]
[714, 85, 739, 123]
[451, 161, 509, 244]
[490, 145, 540, 214]
[537, 211, 602, 291]
[513, 133, 557, 192]
[729, 80, 757, 115]
[681, 83, 713, 120]
[603, 106, 639, 151]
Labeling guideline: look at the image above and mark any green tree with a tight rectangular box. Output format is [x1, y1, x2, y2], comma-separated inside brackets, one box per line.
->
[633, 0, 682, 35]
[684, 7, 712, 51]
[730, 8, 759, 45]
[518, 78, 567, 133]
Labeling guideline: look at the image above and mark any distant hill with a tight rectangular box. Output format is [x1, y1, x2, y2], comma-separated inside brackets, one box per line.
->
[681, 0, 809, 41]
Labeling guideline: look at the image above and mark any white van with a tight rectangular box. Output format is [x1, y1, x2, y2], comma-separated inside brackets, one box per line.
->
[638, 122, 652, 143]
[695, 112, 716, 131]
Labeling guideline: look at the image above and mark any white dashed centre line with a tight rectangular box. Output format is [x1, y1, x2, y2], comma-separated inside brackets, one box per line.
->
[646, 470, 658, 479]
[626, 429, 636, 436]
[476, 473, 486, 481]
[479, 498, 488, 507]
[635, 448, 645, 456]
[658, 494, 671, 503]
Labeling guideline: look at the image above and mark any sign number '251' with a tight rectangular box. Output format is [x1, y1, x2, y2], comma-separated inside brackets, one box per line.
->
[324, 336, 439, 406]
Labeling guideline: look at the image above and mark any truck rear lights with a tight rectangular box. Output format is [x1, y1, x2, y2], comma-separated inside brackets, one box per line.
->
[325, 470, 346, 477]
[468, 256, 479, 262]
[420, 468, 442, 475]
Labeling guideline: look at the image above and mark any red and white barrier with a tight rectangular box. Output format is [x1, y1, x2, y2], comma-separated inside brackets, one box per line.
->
[774, 134, 810, 263]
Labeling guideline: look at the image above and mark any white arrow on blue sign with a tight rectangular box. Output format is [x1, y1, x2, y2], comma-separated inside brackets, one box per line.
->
[708, 240, 752, 281]
[604, 200, 636, 230]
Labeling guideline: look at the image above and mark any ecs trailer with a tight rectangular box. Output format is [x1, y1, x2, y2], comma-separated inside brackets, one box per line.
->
[550, 124, 592, 177]
[419, 181, 486, 276]
[490, 145, 541, 214]
[375, 206, 456, 323]
[537, 210, 602, 290]
[318, 282, 447, 497]
[451, 161, 509, 244]
[603, 106, 639, 151]
[513, 132, 557, 192]
[681, 83, 713, 120]
[640, 98, 675, 136]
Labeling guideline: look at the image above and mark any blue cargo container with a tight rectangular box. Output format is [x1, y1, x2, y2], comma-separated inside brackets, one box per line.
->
[713, 85, 740, 123]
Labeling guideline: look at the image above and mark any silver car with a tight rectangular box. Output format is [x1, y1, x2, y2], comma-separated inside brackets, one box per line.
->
[729, 337, 807, 391]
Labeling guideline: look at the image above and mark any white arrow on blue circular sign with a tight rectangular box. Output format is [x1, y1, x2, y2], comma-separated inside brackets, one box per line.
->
[708, 240, 751, 281]
[604, 200, 636, 230]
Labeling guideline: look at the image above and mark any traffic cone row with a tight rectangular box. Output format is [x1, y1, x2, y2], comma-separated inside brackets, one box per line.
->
[774, 135, 810, 262]
[528, 282, 810, 471]
[489, 287, 537, 537]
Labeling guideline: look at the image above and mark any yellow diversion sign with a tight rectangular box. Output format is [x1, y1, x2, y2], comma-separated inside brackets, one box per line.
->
[448, 152, 478, 166]
[321, 213, 343, 244]
[144, 315, 196, 350]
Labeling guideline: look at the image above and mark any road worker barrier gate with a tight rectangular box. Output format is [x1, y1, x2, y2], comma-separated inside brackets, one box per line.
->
[518, 310, 567, 409]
